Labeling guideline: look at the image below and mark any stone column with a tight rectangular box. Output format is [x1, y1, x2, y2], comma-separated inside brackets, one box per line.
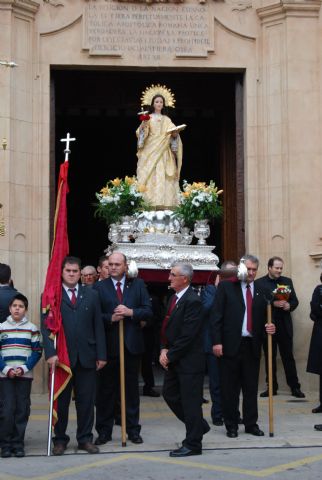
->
[0, 0, 46, 391]
[255, 0, 322, 389]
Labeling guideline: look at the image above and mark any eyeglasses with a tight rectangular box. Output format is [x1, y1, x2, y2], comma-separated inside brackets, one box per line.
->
[169, 272, 185, 277]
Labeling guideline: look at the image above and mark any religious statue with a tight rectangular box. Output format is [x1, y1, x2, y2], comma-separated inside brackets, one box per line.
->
[136, 84, 185, 208]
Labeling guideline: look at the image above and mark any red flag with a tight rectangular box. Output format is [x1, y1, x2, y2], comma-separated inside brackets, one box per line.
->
[41, 161, 72, 424]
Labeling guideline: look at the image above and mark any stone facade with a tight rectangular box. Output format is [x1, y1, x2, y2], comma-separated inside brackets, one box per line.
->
[0, 0, 322, 392]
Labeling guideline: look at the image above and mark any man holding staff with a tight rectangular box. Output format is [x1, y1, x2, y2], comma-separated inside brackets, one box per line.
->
[93, 252, 152, 445]
[211, 254, 275, 438]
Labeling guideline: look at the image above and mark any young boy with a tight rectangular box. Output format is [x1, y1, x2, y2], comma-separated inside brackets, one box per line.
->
[0, 293, 42, 458]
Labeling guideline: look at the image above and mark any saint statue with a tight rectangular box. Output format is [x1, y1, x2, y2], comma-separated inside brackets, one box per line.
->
[136, 84, 183, 208]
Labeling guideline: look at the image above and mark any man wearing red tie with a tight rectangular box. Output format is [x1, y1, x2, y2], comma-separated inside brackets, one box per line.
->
[93, 252, 152, 445]
[42, 256, 107, 455]
[160, 262, 210, 457]
[211, 254, 275, 439]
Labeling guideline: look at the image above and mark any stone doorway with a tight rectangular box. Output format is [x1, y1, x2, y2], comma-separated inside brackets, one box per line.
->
[51, 69, 245, 267]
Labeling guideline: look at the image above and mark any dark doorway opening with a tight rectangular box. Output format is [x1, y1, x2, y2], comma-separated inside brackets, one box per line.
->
[51, 69, 245, 268]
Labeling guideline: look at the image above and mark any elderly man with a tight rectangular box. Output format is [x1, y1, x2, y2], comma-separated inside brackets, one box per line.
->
[211, 254, 275, 438]
[81, 265, 98, 286]
[160, 262, 209, 457]
[93, 252, 152, 445]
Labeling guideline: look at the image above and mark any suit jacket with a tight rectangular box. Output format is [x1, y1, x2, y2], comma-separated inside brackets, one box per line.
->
[93, 277, 152, 356]
[200, 284, 217, 353]
[255, 274, 298, 337]
[307, 284, 322, 375]
[0, 285, 18, 323]
[42, 285, 106, 369]
[210, 280, 267, 358]
[165, 286, 205, 374]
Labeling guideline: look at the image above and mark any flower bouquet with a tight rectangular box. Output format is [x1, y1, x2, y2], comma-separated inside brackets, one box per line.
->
[273, 284, 291, 301]
[174, 180, 223, 229]
[94, 176, 148, 225]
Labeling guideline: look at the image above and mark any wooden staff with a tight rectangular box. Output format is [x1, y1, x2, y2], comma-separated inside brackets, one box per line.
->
[47, 337, 56, 456]
[119, 318, 127, 447]
[267, 303, 274, 437]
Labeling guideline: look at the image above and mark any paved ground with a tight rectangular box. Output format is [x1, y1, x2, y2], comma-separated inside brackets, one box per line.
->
[1, 384, 322, 480]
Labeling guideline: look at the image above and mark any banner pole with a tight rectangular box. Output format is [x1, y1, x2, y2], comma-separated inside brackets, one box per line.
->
[47, 336, 56, 456]
[119, 319, 127, 447]
[267, 304, 274, 437]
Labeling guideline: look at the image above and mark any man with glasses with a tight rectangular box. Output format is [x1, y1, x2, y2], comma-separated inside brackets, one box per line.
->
[81, 265, 98, 286]
[160, 262, 209, 457]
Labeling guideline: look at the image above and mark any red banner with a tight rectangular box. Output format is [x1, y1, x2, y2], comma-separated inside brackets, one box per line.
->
[41, 161, 72, 424]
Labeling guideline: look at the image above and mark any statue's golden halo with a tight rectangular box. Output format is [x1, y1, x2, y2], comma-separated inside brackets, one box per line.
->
[141, 84, 176, 108]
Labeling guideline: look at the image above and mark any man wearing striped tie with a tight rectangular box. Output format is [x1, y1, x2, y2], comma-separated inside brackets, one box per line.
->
[160, 262, 210, 457]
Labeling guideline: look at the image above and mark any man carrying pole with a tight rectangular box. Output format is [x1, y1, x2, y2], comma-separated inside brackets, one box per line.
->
[93, 252, 152, 446]
[42, 256, 107, 455]
[211, 255, 276, 438]
[41, 135, 106, 455]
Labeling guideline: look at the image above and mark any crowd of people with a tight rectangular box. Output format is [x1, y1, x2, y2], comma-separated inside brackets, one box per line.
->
[0, 254, 322, 459]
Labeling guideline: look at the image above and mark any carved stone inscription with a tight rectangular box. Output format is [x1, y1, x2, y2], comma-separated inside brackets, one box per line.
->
[83, 0, 214, 60]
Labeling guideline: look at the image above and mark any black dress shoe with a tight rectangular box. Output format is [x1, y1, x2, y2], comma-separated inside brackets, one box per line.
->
[212, 417, 224, 426]
[12, 447, 25, 458]
[1, 448, 12, 458]
[169, 446, 201, 457]
[291, 388, 305, 398]
[245, 425, 264, 436]
[314, 424, 322, 431]
[260, 389, 277, 397]
[312, 405, 322, 413]
[128, 434, 143, 444]
[94, 434, 112, 445]
[142, 388, 160, 398]
[226, 429, 238, 438]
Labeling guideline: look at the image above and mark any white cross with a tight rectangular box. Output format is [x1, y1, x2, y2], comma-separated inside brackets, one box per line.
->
[60, 133, 76, 162]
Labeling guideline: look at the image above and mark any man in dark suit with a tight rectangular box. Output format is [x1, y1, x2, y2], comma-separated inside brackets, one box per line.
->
[256, 256, 305, 398]
[93, 252, 152, 445]
[160, 262, 209, 457]
[211, 254, 275, 438]
[0, 263, 18, 323]
[42, 256, 107, 455]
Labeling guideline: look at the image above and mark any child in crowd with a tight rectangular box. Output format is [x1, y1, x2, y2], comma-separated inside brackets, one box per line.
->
[0, 293, 42, 458]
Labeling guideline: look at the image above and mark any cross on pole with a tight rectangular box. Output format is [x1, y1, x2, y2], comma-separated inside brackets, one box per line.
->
[60, 133, 76, 162]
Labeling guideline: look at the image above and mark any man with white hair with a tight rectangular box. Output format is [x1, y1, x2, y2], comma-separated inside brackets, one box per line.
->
[160, 262, 209, 457]
[81, 265, 98, 286]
